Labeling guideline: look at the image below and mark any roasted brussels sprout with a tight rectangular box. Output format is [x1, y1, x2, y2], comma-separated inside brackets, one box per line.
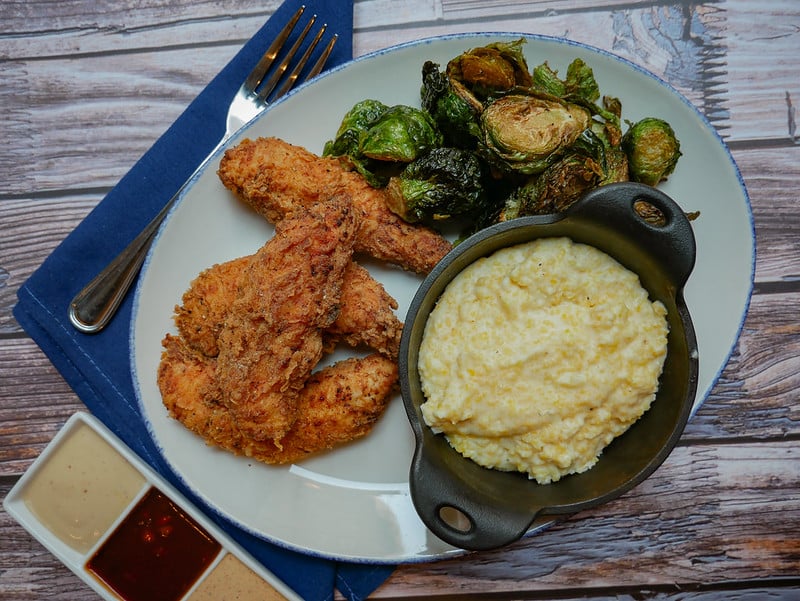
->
[385, 147, 487, 223]
[323, 99, 389, 157]
[420, 39, 532, 149]
[325, 38, 684, 235]
[479, 94, 591, 175]
[621, 117, 682, 186]
[535, 153, 603, 211]
[446, 38, 532, 103]
[322, 99, 391, 185]
[499, 153, 603, 219]
[324, 101, 442, 186]
[359, 105, 442, 162]
[575, 124, 628, 185]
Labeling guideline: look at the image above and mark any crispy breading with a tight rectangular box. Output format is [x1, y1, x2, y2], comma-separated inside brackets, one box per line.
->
[255, 353, 397, 463]
[158, 334, 396, 464]
[324, 260, 402, 358]
[174, 255, 250, 358]
[175, 258, 402, 359]
[217, 136, 453, 274]
[158, 333, 224, 439]
[215, 196, 357, 443]
[159, 145, 420, 462]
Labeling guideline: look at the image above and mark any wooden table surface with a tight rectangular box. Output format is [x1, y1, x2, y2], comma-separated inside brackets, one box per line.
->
[2, 1, 798, 599]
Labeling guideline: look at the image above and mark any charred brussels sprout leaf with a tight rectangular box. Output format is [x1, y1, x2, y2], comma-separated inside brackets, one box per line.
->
[530, 62, 566, 97]
[564, 58, 601, 105]
[479, 94, 591, 175]
[599, 145, 630, 185]
[532, 59, 619, 126]
[579, 124, 628, 185]
[499, 150, 604, 219]
[386, 147, 487, 223]
[603, 95, 623, 122]
[622, 117, 682, 185]
[421, 61, 482, 148]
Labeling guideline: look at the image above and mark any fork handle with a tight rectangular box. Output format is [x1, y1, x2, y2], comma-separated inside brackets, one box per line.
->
[68, 190, 177, 334]
[69, 132, 231, 334]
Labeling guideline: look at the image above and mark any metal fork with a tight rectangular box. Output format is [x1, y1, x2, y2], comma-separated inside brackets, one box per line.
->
[68, 5, 337, 334]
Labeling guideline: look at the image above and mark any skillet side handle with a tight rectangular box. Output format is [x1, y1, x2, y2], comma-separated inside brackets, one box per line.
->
[572, 182, 697, 287]
[409, 443, 536, 551]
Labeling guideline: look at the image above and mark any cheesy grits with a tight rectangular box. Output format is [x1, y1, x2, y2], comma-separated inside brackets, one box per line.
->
[418, 236, 668, 484]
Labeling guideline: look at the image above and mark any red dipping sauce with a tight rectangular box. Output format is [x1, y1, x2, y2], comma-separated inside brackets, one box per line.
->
[87, 487, 221, 601]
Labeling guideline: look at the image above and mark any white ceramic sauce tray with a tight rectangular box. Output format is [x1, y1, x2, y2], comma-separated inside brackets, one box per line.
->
[3, 411, 300, 601]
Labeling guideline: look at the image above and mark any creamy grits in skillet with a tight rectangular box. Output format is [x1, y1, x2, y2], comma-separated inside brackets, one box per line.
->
[418, 236, 668, 484]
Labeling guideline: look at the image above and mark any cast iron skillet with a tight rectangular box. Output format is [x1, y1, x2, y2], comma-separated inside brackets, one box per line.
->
[398, 182, 699, 551]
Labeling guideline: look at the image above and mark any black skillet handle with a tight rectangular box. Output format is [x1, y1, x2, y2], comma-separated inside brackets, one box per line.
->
[409, 441, 537, 551]
[569, 182, 697, 287]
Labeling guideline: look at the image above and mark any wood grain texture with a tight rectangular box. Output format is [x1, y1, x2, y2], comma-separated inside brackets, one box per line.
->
[2, 439, 798, 599]
[722, 0, 800, 142]
[1, 0, 798, 599]
[354, 2, 800, 143]
[0, 0, 281, 58]
[685, 293, 800, 441]
[737, 145, 800, 282]
[0, 195, 99, 334]
[0, 1, 796, 198]
[373, 442, 799, 597]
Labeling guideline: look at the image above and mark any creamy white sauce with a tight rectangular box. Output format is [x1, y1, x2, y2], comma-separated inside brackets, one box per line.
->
[22, 422, 145, 552]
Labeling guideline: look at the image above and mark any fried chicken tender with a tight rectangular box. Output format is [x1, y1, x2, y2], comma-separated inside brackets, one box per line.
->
[260, 353, 397, 463]
[175, 258, 402, 360]
[217, 136, 453, 274]
[324, 260, 402, 358]
[158, 334, 396, 464]
[216, 196, 357, 443]
[174, 255, 249, 358]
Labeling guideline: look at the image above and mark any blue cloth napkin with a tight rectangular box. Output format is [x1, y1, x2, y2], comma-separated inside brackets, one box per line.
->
[13, 1, 396, 598]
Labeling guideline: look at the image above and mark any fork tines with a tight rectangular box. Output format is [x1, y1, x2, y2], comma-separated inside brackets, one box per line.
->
[251, 5, 338, 103]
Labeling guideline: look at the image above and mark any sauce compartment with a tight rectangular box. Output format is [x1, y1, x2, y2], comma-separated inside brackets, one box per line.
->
[3, 412, 299, 601]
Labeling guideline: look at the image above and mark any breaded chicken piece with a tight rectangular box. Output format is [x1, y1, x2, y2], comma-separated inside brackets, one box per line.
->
[175, 258, 402, 359]
[324, 260, 402, 358]
[255, 353, 397, 463]
[158, 334, 397, 464]
[217, 136, 453, 274]
[159, 333, 223, 436]
[174, 255, 250, 358]
[216, 196, 357, 443]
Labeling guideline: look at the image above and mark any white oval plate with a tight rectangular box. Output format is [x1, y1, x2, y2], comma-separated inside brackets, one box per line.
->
[132, 33, 754, 563]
